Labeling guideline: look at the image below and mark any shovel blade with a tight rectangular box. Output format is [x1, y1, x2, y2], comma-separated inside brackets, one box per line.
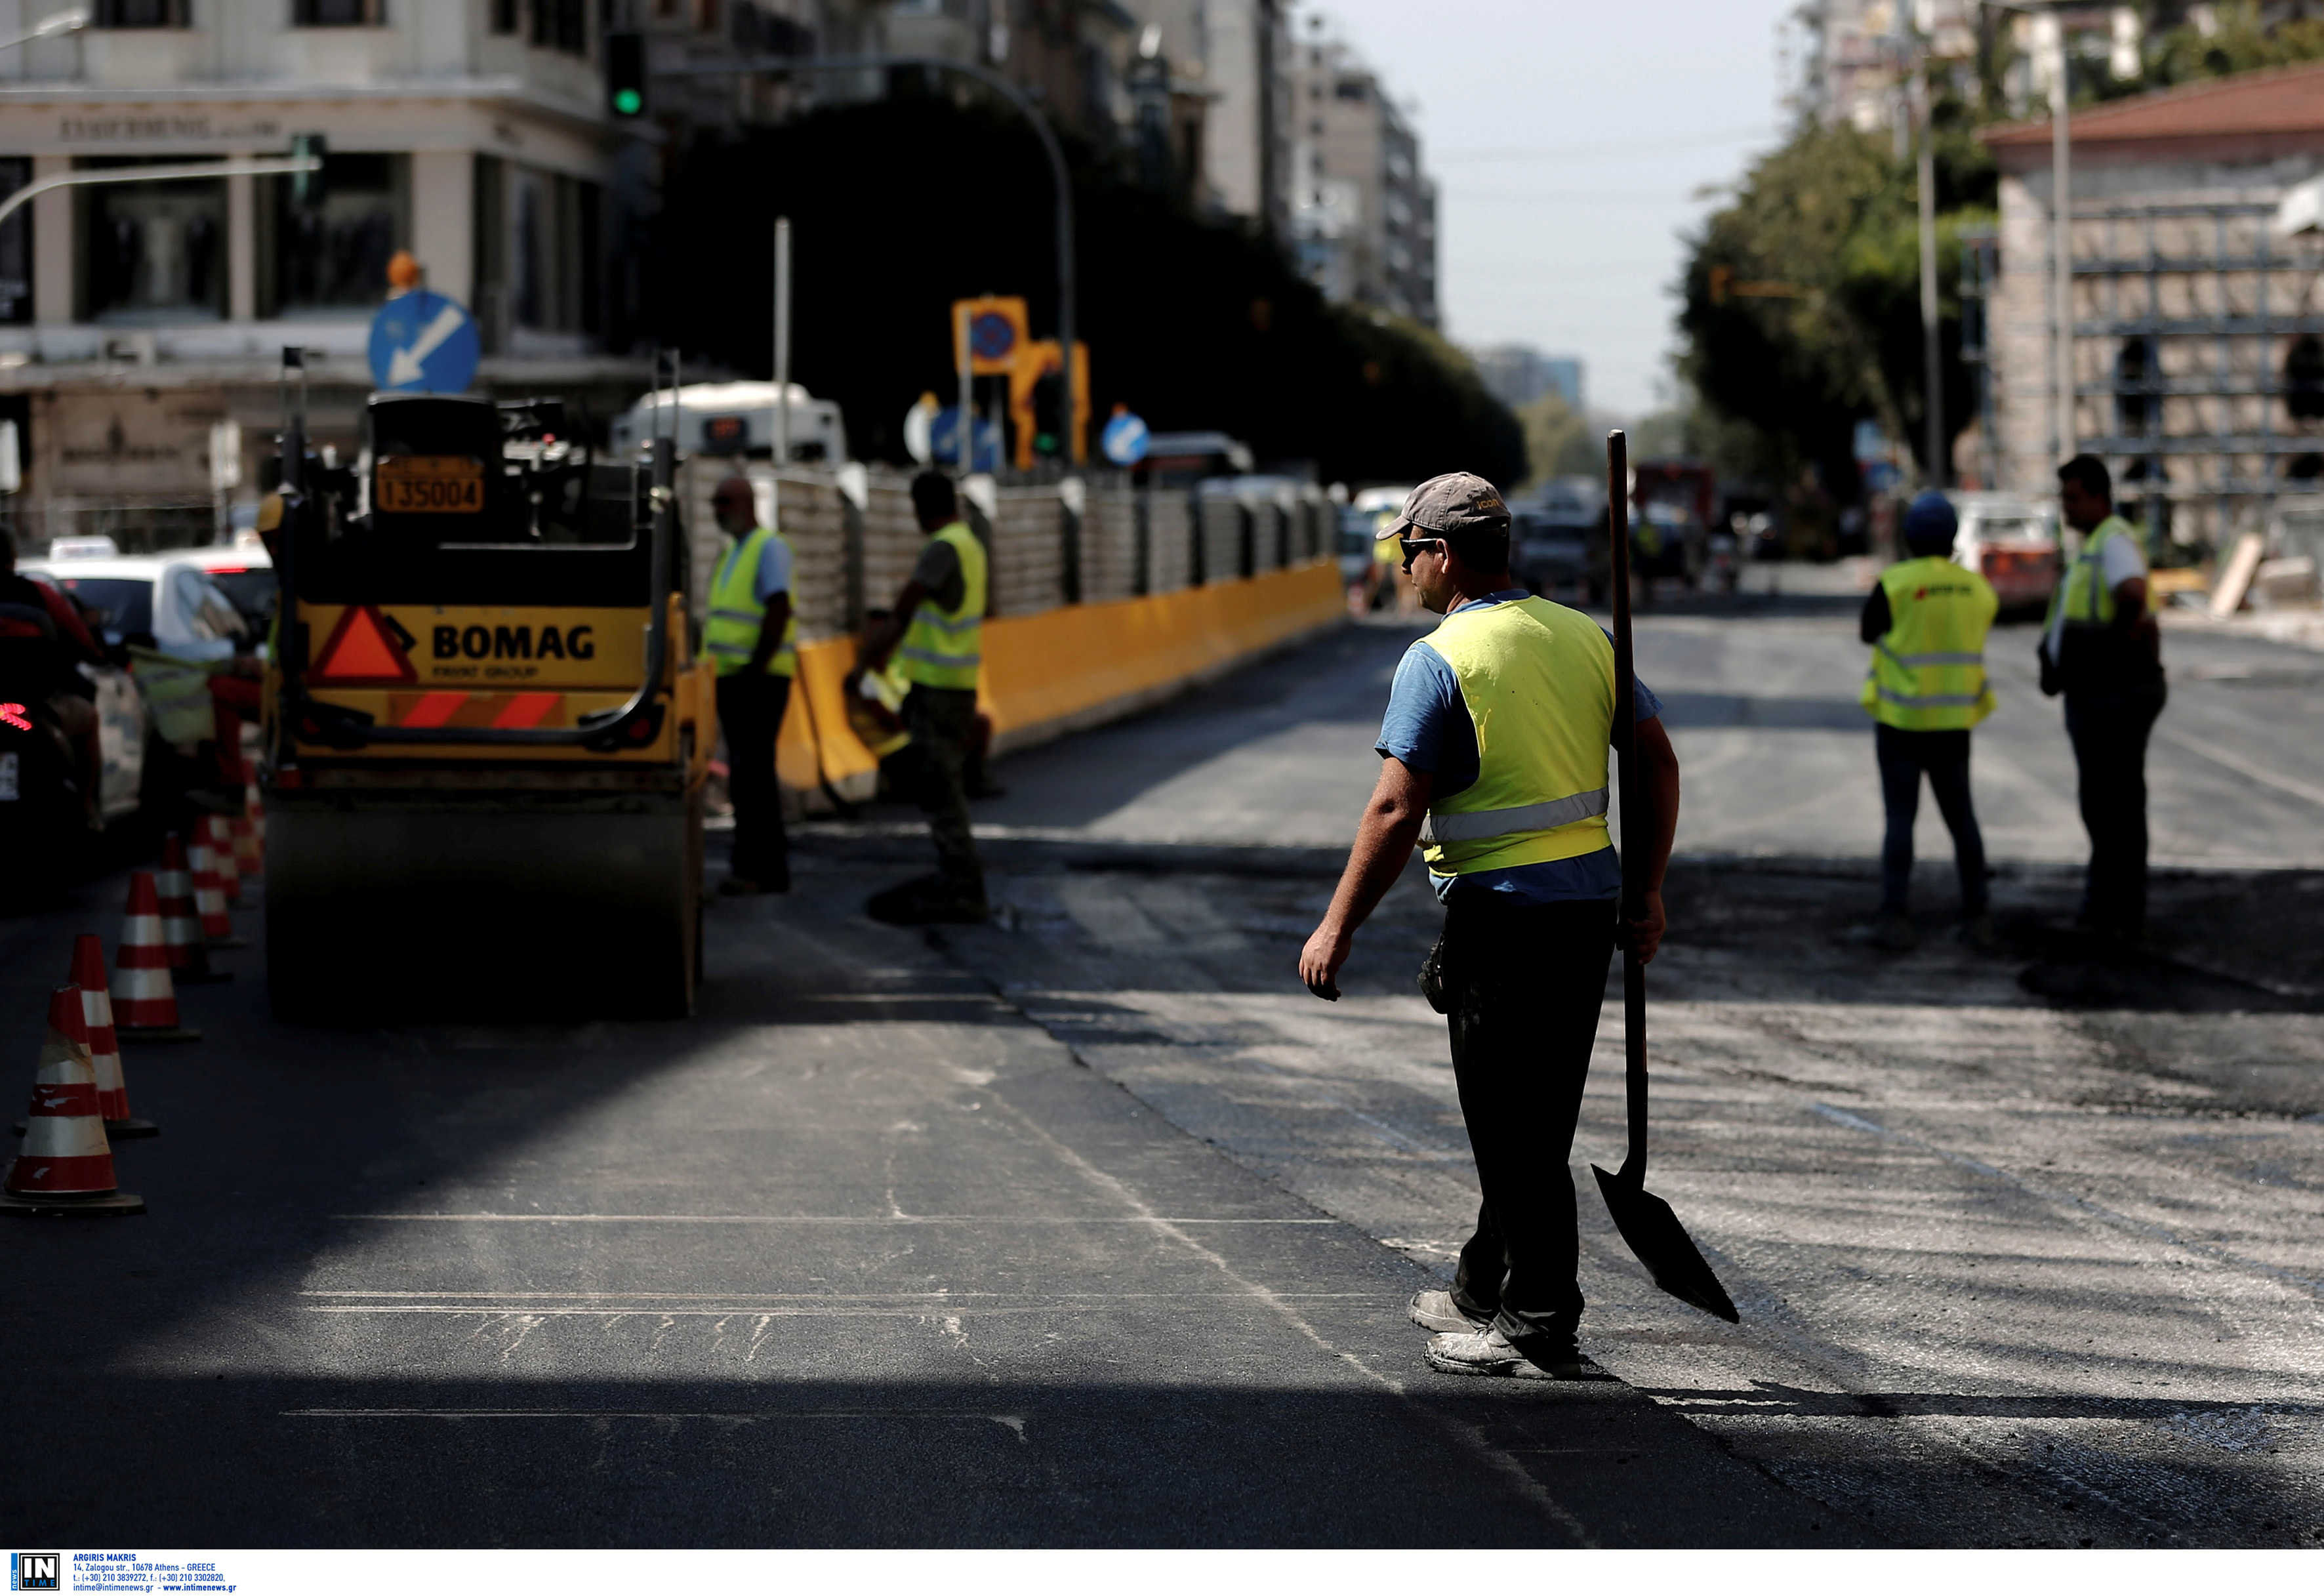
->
[1591, 1164, 1740, 1323]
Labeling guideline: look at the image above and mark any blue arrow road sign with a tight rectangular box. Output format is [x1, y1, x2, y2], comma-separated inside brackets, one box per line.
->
[1101, 409, 1149, 466]
[929, 407, 1002, 473]
[368, 289, 481, 394]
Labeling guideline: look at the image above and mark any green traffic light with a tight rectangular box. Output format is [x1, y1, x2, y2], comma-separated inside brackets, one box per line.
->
[614, 88, 642, 115]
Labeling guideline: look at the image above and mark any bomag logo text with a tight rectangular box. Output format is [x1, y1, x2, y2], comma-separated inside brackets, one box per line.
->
[432, 624, 596, 662]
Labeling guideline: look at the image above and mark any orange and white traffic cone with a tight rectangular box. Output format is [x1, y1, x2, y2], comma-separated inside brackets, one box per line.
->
[157, 833, 228, 982]
[189, 825, 246, 949]
[200, 813, 241, 903]
[113, 872, 201, 1044]
[245, 782, 266, 855]
[230, 804, 262, 880]
[1, 985, 145, 1217]
[74, 933, 155, 1139]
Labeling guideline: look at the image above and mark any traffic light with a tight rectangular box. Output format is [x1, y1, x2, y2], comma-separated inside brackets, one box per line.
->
[290, 134, 327, 211]
[1030, 369, 1066, 458]
[607, 31, 647, 119]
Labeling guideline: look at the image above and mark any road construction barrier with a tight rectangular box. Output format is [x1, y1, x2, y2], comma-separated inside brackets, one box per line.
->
[73, 934, 153, 1139]
[115, 872, 200, 1043]
[1, 985, 144, 1217]
[686, 463, 1346, 811]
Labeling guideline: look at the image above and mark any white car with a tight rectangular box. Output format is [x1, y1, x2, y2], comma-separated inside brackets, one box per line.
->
[1949, 493, 2062, 611]
[18, 550, 259, 818]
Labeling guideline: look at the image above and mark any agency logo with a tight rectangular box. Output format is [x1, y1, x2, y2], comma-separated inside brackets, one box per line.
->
[10, 1553, 60, 1592]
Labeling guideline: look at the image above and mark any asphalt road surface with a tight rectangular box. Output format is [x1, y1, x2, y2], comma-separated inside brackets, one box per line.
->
[7, 573, 2319, 1547]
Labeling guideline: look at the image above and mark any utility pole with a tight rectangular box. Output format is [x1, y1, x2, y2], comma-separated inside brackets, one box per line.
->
[771, 215, 791, 525]
[1916, 52, 1944, 489]
[2048, 10, 2074, 461]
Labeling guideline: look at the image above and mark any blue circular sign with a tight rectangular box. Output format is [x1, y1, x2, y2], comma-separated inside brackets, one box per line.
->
[1101, 409, 1149, 466]
[969, 312, 1017, 363]
[368, 289, 481, 394]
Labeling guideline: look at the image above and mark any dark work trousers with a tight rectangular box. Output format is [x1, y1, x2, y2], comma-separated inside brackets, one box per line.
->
[1874, 723, 1988, 917]
[716, 671, 792, 887]
[2065, 682, 2167, 933]
[903, 683, 984, 899]
[1444, 894, 1617, 1353]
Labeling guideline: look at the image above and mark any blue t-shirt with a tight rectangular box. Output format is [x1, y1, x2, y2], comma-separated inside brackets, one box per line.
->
[715, 527, 794, 605]
[1376, 590, 1664, 905]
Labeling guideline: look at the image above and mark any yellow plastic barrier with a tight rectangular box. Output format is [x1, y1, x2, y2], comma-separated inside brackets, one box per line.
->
[774, 559, 1344, 797]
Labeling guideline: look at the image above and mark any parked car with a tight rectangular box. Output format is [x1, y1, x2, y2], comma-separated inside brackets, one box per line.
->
[1949, 493, 2061, 611]
[18, 550, 257, 829]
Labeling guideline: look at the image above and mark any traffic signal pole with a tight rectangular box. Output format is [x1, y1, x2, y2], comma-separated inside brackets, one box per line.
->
[659, 55, 1076, 466]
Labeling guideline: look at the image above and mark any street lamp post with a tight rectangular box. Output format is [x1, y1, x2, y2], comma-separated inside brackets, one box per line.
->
[0, 7, 87, 56]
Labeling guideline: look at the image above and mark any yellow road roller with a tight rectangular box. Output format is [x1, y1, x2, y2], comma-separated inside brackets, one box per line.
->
[263, 366, 712, 1021]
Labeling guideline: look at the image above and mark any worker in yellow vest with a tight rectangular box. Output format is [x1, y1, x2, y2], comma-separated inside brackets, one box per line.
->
[2041, 454, 2166, 943]
[1858, 491, 1998, 952]
[1299, 472, 1682, 1383]
[855, 470, 990, 924]
[701, 475, 797, 895]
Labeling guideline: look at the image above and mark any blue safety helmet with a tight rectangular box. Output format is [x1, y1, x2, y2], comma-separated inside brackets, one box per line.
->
[1902, 491, 1957, 556]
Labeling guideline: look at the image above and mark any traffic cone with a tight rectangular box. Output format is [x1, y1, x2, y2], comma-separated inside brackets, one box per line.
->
[75, 933, 155, 1138]
[9, 941, 156, 1141]
[245, 782, 266, 853]
[189, 826, 246, 949]
[1, 986, 145, 1217]
[230, 804, 262, 879]
[157, 834, 229, 982]
[114, 872, 201, 1043]
[201, 813, 241, 903]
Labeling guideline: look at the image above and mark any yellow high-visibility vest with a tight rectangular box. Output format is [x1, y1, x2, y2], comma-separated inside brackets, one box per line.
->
[895, 521, 987, 691]
[1860, 554, 1997, 730]
[701, 525, 798, 678]
[2047, 513, 2140, 631]
[1419, 595, 1616, 880]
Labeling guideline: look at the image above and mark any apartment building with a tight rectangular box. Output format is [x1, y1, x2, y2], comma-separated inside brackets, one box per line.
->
[0, 0, 641, 544]
[1286, 17, 1435, 327]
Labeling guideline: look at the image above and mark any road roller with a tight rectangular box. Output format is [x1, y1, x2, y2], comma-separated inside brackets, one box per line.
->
[262, 358, 712, 1021]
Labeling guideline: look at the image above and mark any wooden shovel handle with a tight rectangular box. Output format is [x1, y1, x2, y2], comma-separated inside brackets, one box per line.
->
[1607, 430, 1648, 1185]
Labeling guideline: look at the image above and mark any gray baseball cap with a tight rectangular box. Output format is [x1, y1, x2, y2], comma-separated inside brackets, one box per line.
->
[1392, 472, 1513, 540]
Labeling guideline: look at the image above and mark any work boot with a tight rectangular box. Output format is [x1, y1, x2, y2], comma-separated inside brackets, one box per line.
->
[1871, 912, 1917, 952]
[1408, 1288, 1490, 1334]
[1424, 1325, 1591, 1381]
[1963, 912, 1999, 952]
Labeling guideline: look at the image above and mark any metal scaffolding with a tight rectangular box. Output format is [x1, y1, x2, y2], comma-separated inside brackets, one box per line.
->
[2069, 199, 2324, 552]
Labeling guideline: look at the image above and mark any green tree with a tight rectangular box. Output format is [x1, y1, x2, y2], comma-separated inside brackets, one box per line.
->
[1516, 391, 1600, 489]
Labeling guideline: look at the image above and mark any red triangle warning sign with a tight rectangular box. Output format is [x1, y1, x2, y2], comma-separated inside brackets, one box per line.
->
[310, 605, 418, 684]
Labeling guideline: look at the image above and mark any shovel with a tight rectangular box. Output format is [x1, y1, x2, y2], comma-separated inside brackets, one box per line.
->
[1589, 429, 1739, 1325]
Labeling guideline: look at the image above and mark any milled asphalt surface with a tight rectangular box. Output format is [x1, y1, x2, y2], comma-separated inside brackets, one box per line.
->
[8, 567, 2321, 1547]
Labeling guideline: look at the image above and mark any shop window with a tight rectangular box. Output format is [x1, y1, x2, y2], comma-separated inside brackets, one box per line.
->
[293, 0, 387, 22]
[79, 161, 224, 323]
[256, 154, 408, 316]
[93, 0, 189, 24]
[0, 159, 30, 326]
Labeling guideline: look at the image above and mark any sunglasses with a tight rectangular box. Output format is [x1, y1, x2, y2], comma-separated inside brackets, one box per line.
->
[1397, 535, 1444, 568]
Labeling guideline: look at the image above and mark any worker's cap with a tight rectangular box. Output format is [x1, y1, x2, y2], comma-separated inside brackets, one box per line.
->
[1392, 472, 1512, 541]
[1903, 490, 1957, 552]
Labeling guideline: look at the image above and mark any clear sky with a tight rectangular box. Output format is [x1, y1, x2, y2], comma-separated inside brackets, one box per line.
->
[1311, 0, 1798, 419]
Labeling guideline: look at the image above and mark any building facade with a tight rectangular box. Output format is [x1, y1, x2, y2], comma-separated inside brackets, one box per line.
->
[1285, 16, 1435, 327]
[1472, 344, 1582, 414]
[0, 0, 647, 547]
[1983, 62, 2324, 551]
